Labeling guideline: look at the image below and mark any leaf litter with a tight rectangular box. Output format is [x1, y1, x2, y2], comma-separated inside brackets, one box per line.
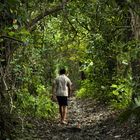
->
[16, 97, 140, 140]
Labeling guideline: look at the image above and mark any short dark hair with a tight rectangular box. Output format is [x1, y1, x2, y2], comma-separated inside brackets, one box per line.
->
[59, 68, 66, 75]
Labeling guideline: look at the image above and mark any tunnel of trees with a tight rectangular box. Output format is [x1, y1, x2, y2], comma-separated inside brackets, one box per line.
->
[0, 0, 140, 139]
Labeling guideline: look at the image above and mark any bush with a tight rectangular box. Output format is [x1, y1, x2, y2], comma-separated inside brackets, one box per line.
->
[76, 80, 94, 98]
[15, 84, 58, 119]
[110, 79, 132, 109]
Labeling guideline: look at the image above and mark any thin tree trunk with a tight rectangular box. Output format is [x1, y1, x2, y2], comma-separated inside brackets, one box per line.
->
[130, 4, 140, 101]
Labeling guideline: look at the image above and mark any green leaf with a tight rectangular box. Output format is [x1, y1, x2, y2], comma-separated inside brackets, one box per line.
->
[111, 84, 118, 88]
[0, 38, 4, 42]
[0, 4, 4, 12]
[8, 31, 15, 36]
[7, 0, 20, 5]
[13, 24, 18, 30]
[134, 97, 140, 106]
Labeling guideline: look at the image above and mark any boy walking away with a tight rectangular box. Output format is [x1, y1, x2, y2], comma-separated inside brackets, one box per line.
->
[52, 68, 72, 124]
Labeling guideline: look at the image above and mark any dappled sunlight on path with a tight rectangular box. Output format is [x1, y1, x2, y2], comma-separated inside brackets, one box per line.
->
[17, 97, 140, 140]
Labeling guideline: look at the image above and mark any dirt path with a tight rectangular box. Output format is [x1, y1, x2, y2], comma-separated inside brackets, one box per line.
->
[18, 97, 140, 140]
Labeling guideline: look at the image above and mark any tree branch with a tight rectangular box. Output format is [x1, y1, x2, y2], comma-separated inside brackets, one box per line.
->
[28, 0, 69, 29]
[0, 35, 24, 44]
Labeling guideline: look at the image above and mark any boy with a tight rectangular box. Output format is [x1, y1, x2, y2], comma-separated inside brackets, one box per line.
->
[52, 68, 72, 124]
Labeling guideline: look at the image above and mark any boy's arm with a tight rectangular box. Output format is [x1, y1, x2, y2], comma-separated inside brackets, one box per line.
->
[67, 82, 72, 97]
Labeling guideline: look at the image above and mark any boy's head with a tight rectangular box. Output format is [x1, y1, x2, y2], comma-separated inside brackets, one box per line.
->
[59, 68, 66, 75]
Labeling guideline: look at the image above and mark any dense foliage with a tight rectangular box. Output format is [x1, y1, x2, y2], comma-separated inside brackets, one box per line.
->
[0, 0, 140, 139]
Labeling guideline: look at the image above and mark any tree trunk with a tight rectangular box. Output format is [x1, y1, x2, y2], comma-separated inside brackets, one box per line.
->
[130, 6, 140, 40]
[116, 0, 140, 101]
[130, 4, 140, 101]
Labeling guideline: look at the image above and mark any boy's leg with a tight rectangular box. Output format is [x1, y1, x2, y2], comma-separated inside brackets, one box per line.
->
[59, 105, 63, 122]
[62, 105, 67, 122]
[62, 96, 68, 123]
[57, 96, 68, 124]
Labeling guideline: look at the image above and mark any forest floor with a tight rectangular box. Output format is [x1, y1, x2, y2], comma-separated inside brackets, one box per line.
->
[16, 97, 140, 140]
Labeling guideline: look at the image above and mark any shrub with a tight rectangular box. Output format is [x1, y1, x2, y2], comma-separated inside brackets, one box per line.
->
[76, 79, 94, 98]
[15, 84, 58, 119]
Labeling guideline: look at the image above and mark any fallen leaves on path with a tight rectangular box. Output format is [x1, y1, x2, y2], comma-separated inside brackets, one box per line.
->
[16, 97, 140, 140]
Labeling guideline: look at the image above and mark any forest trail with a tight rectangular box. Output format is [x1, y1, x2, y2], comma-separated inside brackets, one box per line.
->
[19, 97, 140, 140]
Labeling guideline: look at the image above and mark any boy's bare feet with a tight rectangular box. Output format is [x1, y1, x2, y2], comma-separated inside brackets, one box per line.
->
[61, 120, 68, 124]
